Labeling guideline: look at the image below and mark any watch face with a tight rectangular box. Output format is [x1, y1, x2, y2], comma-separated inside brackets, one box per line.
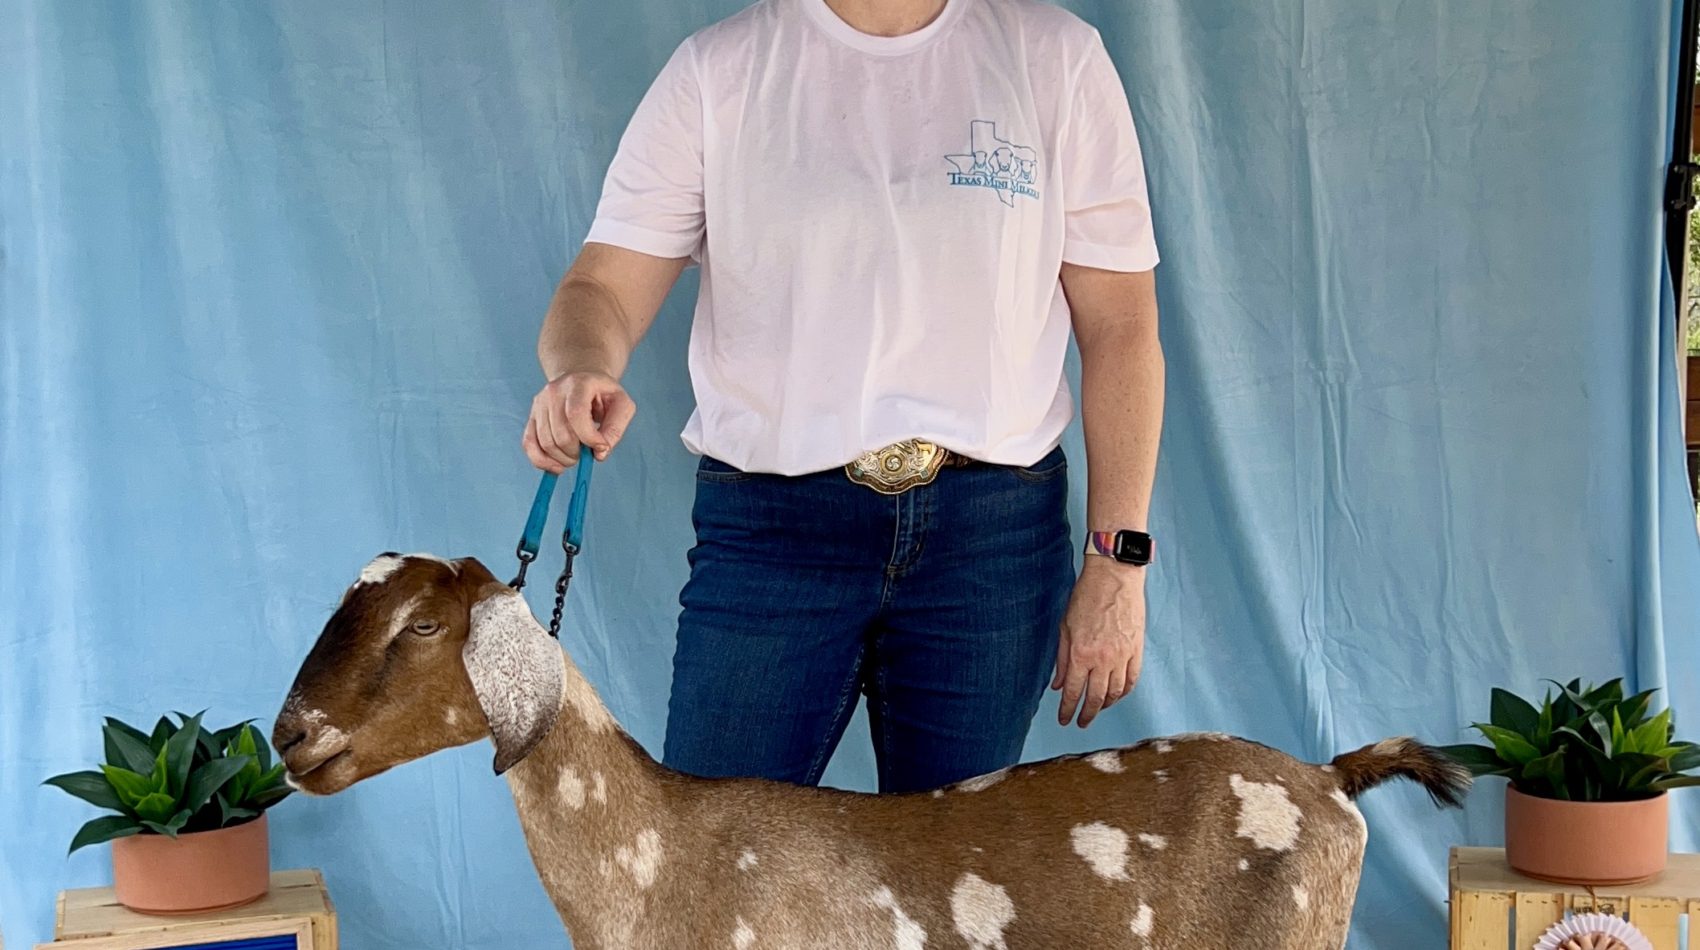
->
[1114, 531, 1152, 564]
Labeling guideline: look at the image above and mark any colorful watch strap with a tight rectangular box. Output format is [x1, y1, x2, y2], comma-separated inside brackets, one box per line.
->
[1085, 530, 1119, 558]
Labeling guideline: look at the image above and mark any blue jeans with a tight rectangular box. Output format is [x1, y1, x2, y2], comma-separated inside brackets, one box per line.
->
[662, 447, 1074, 794]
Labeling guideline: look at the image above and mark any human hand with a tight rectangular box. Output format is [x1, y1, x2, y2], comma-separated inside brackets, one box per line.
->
[1052, 558, 1146, 728]
[522, 371, 635, 473]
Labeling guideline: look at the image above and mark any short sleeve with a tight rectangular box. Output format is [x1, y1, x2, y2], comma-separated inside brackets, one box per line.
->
[584, 39, 705, 259]
[1058, 35, 1159, 272]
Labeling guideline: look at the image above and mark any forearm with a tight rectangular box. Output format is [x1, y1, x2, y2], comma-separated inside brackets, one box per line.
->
[537, 269, 641, 381]
[536, 244, 687, 381]
[1076, 310, 1164, 533]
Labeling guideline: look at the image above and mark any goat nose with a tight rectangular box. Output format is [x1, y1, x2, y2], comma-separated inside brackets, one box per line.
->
[274, 729, 307, 756]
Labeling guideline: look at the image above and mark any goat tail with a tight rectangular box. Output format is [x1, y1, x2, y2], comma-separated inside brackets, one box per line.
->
[1329, 737, 1471, 808]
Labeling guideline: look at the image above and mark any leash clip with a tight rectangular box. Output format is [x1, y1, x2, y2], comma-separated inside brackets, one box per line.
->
[508, 453, 596, 639]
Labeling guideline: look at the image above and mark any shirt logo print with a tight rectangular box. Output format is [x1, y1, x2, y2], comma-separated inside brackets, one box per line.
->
[945, 119, 1040, 207]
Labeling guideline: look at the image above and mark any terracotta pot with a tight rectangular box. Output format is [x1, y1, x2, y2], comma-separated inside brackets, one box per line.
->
[1504, 786, 1667, 886]
[110, 814, 271, 914]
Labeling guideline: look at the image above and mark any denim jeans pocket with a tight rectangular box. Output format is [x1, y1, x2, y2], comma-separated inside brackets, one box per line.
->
[695, 455, 757, 483]
[1010, 446, 1068, 483]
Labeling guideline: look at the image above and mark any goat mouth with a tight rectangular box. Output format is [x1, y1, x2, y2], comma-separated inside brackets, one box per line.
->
[285, 749, 354, 791]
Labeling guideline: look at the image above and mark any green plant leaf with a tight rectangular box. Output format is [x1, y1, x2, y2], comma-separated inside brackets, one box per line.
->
[1490, 688, 1541, 736]
[1588, 712, 1614, 757]
[1635, 708, 1675, 754]
[211, 721, 255, 753]
[183, 756, 250, 814]
[1472, 724, 1542, 765]
[1536, 694, 1556, 746]
[67, 815, 144, 854]
[1585, 678, 1626, 707]
[163, 712, 203, 798]
[1651, 774, 1700, 791]
[148, 716, 175, 753]
[217, 793, 260, 827]
[1520, 750, 1566, 784]
[140, 809, 192, 838]
[100, 764, 154, 809]
[1618, 689, 1659, 728]
[130, 791, 178, 824]
[102, 719, 157, 773]
[245, 785, 291, 809]
[251, 725, 273, 773]
[149, 745, 170, 794]
[1667, 742, 1700, 773]
[1437, 744, 1512, 775]
[44, 770, 124, 811]
[1610, 753, 1669, 793]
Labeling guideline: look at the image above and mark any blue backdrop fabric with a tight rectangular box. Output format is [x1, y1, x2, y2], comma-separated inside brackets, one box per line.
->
[3, 2, 1698, 947]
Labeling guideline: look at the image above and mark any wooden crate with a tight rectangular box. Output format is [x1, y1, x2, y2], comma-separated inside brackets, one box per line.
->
[1451, 847, 1700, 950]
[39, 870, 335, 950]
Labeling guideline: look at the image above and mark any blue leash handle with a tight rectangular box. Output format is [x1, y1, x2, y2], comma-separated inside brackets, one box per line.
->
[511, 453, 595, 590]
[517, 471, 560, 561]
[564, 453, 594, 552]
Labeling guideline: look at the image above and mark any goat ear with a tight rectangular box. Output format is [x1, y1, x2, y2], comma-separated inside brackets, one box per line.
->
[463, 588, 564, 774]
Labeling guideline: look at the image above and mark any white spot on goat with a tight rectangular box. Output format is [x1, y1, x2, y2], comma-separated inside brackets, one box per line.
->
[872, 887, 928, 950]
[357, 554, 404, 585]
[931, 788, 946, 798]
[1070, 822, 1130, 881]
[1238, 858, 1250, 872]
[1230, 774, 1303, 851]
[558, 767, 586, 809]
[1153, 740, 1173, 754]
[1130, 903, 1154, 938]
[1292, 885, 1310, 911]
[444, 707, 460, 727]
[564, 661, 616, 733]
[300, 725, 349, 761]
[1137, 833, 1167, 850]
[1331, 788, 1368, 840]
[1086, 750, 1124, 773]
[387, 594, 426, 639]
[615, 829, 664, 889]
[732, 917, 755, 949]
[1174, 731, 1233, 742]
[1152, 769, 1169, 782]
[591, 771, 607, 805]
[951, 873, 1015, 949]
[737, 850, 758, 871]
[957, 768, 1009, 792]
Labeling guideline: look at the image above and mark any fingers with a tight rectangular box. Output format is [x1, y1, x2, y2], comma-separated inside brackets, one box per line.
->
[564, 386, 606, 458]
[522, 416, 561, 474]
[593, 390, 637, 459]
[1075, 666, 1112, 729]
[1056, 648, 1087, 727]
[538, 395, 579, 470]
[1103, 663, 1129, 710]
[527, 373, 638, 470]
[1050, 625, 1072, 692]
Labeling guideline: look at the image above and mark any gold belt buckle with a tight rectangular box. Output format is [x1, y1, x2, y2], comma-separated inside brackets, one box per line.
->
[845, 439, 948, 494]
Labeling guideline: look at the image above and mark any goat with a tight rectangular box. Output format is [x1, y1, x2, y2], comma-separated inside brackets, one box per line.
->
[273, 553, 1468, 950]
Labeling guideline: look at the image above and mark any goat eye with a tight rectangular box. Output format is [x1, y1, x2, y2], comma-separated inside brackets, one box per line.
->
[411, 619, 441, 636]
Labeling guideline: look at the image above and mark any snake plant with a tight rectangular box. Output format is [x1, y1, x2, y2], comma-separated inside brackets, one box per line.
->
[1441, 678, 1700, 802]
[45, 712, 292, 853]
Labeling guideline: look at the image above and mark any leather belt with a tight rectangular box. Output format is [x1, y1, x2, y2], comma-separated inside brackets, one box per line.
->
[844, 439, 978, 494]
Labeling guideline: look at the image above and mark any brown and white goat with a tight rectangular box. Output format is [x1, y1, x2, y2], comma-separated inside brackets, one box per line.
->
[274, 553, 1467, 950]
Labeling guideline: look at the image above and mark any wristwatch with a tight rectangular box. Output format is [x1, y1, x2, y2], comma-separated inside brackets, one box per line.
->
[1085, 529, 1154, 566]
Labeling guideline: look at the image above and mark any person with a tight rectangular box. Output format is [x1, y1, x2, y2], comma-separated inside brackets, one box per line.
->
[524, 0, 1163, 794]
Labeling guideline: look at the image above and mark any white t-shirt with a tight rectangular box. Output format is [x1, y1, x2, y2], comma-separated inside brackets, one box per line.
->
[586, 0, 1160, 475]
